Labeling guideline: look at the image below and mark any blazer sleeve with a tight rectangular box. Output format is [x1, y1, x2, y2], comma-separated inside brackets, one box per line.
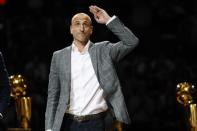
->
[0, 52, 11, 114]
[45, 52, 60, 130]
[106, 17, 139, 62]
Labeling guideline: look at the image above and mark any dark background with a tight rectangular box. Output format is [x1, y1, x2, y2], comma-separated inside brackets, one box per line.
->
[1, 0, 197, 130]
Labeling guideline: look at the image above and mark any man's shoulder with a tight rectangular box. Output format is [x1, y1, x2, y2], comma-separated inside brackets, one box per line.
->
[89, 41, 112, 55]
[53, 46, 71, 55]
[93, 41, 111, 47]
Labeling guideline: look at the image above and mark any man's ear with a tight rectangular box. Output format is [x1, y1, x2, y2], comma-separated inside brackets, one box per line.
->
[70, 25, 73, 34]
[90, 26, 93, 35]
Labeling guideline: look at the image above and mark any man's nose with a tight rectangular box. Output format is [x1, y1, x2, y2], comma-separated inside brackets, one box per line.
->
[80, 24, 85, 31]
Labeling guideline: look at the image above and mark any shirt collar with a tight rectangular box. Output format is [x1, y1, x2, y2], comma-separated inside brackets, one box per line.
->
[72, 40, 90, 54]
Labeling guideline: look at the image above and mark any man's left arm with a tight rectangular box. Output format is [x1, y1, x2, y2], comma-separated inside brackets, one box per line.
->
[89, 5, 139, 62]
[106, 16, 139, 61]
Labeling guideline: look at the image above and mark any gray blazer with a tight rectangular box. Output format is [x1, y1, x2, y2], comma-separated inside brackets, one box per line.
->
[45, 17, 139, 131]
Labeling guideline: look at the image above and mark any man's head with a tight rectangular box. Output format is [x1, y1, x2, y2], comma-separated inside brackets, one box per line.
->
[70, 13, 93, 45]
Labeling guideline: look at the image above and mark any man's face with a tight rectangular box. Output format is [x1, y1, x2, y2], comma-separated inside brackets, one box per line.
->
[70, 13, 93, 44]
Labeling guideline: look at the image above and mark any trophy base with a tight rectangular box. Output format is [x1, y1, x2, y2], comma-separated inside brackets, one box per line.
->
[7, 128, 31, 131]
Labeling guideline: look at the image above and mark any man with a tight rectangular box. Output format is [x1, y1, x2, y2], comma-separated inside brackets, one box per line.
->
[0, 52, 10, 119]
[45, 5, 139, 131]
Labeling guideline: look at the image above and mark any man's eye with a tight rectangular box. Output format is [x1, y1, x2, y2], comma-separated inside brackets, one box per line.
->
[84, 23, 91, 27]
[84, 23, 88, 26]
[75, 23, 80, 25]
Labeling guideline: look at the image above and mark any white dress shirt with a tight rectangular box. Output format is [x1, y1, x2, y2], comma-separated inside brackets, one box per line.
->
[67, 41, 108, 116]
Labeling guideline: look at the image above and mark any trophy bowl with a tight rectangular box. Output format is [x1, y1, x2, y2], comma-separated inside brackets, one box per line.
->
[176, 82, 196, 106]
[9, 74, 28, 98]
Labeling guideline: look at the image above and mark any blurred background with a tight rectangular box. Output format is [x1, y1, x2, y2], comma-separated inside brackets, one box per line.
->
[1, 0, 197, 130]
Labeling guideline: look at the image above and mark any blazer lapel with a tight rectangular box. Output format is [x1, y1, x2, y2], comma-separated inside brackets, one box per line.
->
[88, 42, 98, 77]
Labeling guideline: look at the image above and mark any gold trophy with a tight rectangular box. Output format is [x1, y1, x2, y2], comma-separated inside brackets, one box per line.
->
[9, 74, 31, 130]
[176, 82, 197, 131]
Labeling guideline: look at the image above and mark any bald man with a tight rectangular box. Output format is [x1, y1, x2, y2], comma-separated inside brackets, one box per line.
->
[45, 5, 139, 131]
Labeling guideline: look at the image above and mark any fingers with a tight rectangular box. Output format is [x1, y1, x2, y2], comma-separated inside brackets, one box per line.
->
[89, 5, 97, 14]
[89, 5, 103, 14]
[89, 5, 109, 24]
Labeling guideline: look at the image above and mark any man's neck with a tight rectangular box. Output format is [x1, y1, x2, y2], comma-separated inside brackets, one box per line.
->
[74, 40, 89, 52]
